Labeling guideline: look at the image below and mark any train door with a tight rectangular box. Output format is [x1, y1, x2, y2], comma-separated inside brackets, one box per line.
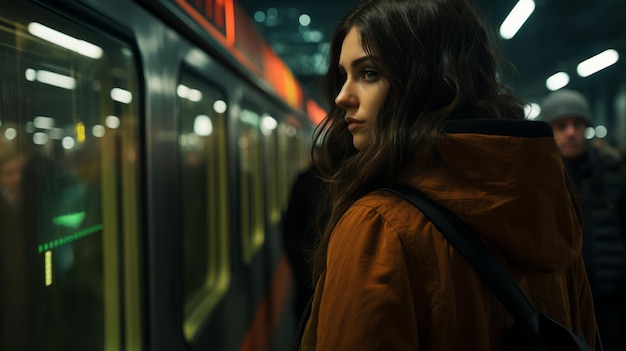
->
[0, 2, 143, 350]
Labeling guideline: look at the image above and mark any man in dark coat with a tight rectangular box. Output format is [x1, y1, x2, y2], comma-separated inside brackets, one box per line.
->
[541, 88, 626, 351]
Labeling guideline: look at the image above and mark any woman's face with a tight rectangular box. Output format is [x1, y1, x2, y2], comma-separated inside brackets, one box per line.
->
[335, 26, 390, 151]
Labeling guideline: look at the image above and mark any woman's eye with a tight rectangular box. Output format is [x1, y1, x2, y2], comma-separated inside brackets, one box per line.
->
[362, 70, 378, 80]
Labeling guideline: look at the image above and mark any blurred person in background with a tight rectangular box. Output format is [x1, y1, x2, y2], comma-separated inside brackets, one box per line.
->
[0, 149, 34, 351]
[0, 151, 25, 208]
[283, 147, 325, 325]
[540, 88, 626, 351]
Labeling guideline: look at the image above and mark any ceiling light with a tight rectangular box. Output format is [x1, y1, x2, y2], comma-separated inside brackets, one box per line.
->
[576, 49, 619, 77]
[499, 0, 535, 40]
[546, 72, 570, 91]
[28, 22, 103, 59]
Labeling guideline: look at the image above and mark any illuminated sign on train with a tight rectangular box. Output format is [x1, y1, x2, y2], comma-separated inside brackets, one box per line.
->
[160, 0, 306, 110]
[173, 0, 235, 46]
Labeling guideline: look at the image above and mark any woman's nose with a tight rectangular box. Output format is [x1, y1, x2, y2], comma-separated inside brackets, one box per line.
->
[335, 81, 355, 109]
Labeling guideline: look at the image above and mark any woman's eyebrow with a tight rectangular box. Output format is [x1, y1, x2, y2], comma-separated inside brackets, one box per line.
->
[338, 56, 373, 70]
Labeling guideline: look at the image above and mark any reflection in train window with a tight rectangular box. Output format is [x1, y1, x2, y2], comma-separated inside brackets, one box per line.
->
[276, 122, 292, 212]
[0, 4, 142, 351]
[177, 71, 230, 341]
[239, 104, 265, 263]
[261, 112, 280, 225]
[284, 124, 312, 193]
[280, 119, 308, 207]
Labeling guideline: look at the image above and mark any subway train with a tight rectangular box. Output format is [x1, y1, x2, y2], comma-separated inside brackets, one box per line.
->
[0, 0, 325, 350]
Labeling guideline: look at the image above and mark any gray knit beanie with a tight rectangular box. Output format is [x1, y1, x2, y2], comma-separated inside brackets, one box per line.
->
[539, 89, 592, 126]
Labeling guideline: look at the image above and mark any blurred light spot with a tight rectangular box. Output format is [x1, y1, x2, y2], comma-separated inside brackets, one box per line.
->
[106, 115, 121, 129]
[260, 115, 278, 136]
[4, 128, 17, 140]
[546, 72, 570, 91]
[25, 68, 36, 81]
[595, 125, 608, 138]
[33, 132, 49, 145]
[28, 22, 103, 59]
[499, 0, 535, 40]
[35, 70, 76, 90]
[76, 122, 85, 143]
[213, 100, 227, 113]
[524, 103, 541, 120]
[254, 11, 266, 22]
[299, 14, 311, 26]
[62, 136, 75, 149]
[194, 115, 213, 136]
[34, 116, 55, 129]
[111, 88, 133, 104]
[92, 124, 105, 137]
[577, 49, 620, 77]
[45, 251, 52, 286]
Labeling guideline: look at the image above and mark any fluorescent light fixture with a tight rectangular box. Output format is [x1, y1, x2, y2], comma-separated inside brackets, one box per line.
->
[577, 49, 619, 77]
[37, 70, 76, 90]
[499, 0, 535, 39]
[111, 88, 133, 104]
[26, 68, 76, 90]
[28, 22, 103, 59]
[546, 72, 570, 91]
[33, 116, 55, 129]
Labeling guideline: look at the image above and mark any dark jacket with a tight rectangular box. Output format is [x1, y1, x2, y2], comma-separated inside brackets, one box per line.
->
[283, 166, 324, 320]
[564, 147, 626, 300]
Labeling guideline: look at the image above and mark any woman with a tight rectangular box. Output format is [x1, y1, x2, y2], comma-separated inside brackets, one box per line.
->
[300, 0, 599, 350]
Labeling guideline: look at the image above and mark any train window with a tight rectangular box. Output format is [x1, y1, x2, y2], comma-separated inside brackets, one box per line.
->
[0, 4, 142, 351]
[177, 70, 230, 341]
[261, 112, 281, 226]
[276, 122, 295, 210]
[284, 124, 311, 191]
[239, 104, 266, 263]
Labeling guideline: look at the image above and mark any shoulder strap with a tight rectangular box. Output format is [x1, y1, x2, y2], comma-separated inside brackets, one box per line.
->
[382, 185, 536, 321]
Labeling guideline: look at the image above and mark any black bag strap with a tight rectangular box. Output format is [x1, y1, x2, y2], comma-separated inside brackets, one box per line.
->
[384, 185, 604, 350]
[382, 185, 539, 321]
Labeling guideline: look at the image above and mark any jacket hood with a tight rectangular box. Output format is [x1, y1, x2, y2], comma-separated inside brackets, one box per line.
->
[401, 118, 583, 272]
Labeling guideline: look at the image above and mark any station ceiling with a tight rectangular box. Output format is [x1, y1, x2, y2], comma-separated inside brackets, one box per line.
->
[238, 0, 626, 109]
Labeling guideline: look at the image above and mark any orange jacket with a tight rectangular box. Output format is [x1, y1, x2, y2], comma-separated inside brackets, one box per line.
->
[301, 119, 598, 350]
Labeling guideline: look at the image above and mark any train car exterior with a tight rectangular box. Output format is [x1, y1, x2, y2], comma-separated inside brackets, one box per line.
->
[0, 0, 323, 350]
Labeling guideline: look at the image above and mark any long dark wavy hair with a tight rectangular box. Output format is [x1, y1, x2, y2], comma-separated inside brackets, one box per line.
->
[310, 0, 527, 283]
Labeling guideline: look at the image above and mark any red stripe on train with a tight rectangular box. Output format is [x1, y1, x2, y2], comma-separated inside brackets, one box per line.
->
[239, 254, 293, 351]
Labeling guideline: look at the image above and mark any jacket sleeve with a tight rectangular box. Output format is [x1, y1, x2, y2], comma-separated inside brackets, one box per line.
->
[315, 203, 419, 350]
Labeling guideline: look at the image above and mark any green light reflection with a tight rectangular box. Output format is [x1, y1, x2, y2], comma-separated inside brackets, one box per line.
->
[37, 223, 103, 253]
